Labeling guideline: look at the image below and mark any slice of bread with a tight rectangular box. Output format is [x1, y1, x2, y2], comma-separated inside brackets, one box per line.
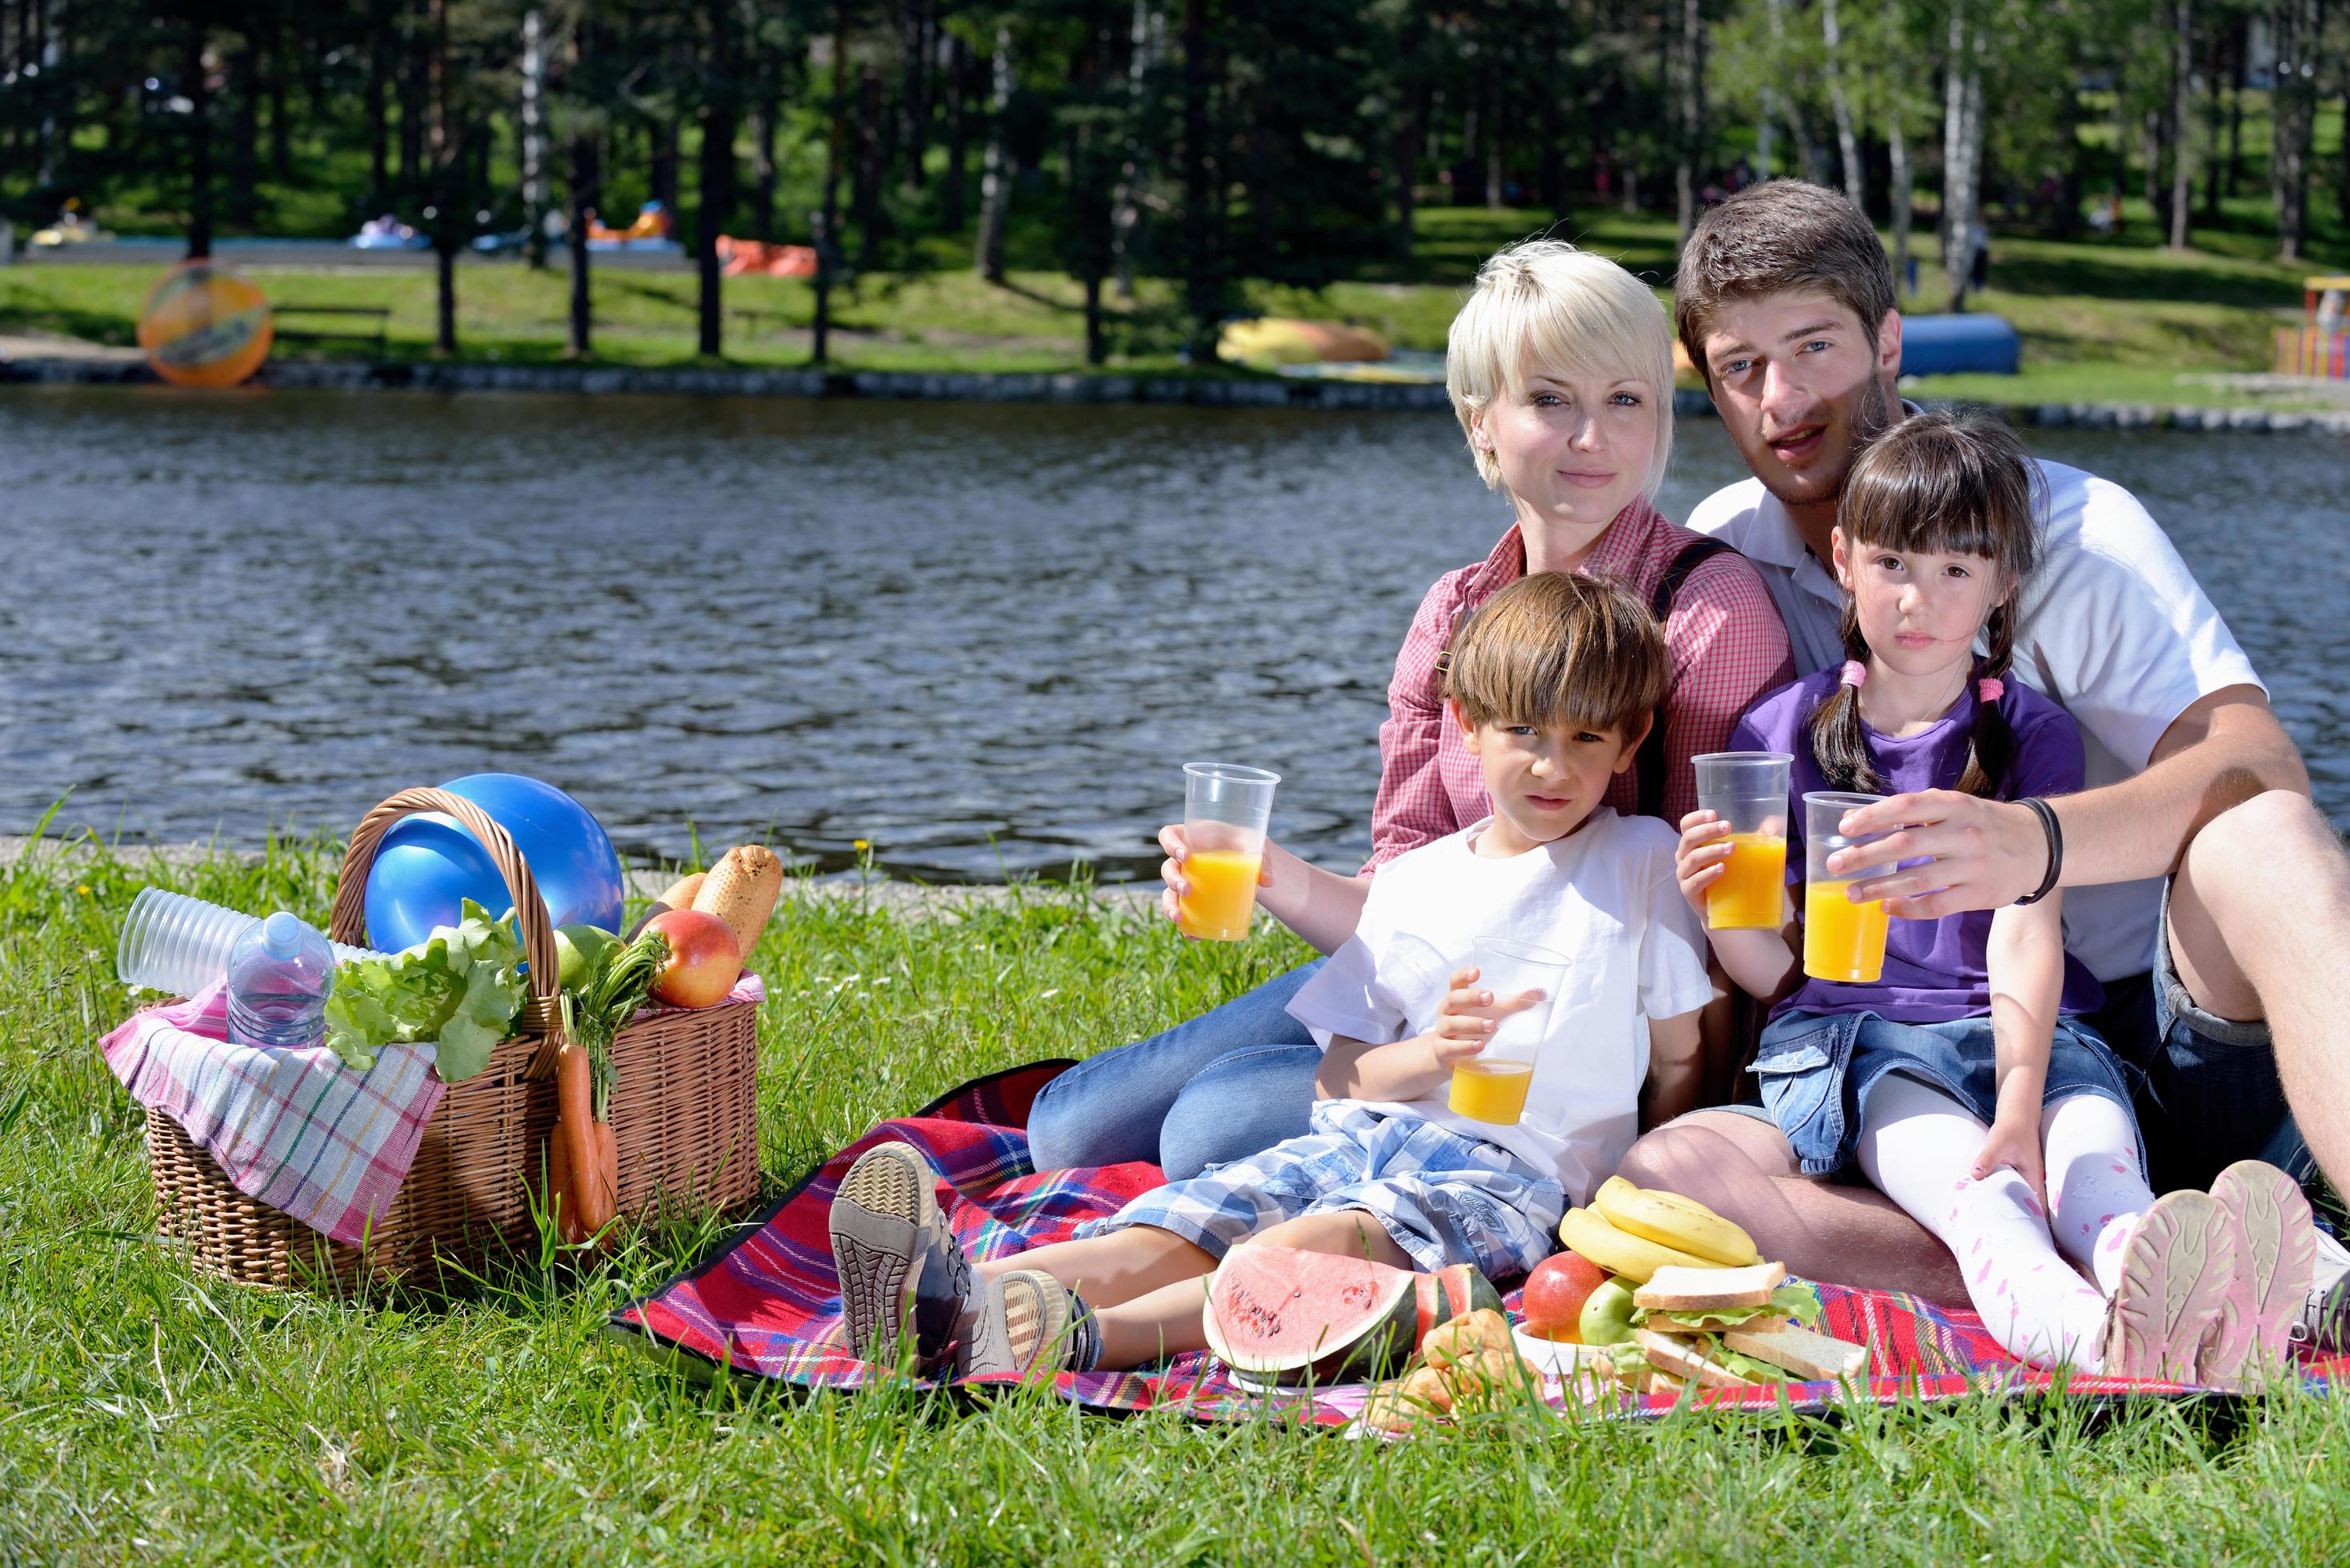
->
[1633, 1260, 1788, 1313]
[1723, 1324, 1868, 1381]
[1635, 1329, 1755, 1389]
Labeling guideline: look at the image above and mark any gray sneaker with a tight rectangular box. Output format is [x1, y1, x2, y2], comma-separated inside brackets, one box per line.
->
[2104, 1190, 2242, 1385]
[827, 1140, 979, 1374]
[2204, 1161, 2319, 1387]
[959, 1268, 1075, 1382]
[2291, 1220, 2350, 1356]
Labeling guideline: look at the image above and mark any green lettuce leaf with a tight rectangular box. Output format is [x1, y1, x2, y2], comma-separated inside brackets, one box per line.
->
[1632, 1284, 1823, 1334]
[322, 899, 525, 1080]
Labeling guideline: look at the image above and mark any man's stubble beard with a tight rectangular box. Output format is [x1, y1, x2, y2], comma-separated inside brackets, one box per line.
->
[1752, 370, 1900, 514]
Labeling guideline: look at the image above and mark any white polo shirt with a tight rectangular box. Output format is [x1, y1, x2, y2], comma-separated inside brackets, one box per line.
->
[1685, 458, 2264, 982]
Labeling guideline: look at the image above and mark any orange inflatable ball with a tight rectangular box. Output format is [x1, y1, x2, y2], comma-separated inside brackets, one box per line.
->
[137, 262, 274, 387]
[644, 909, 741, 1010]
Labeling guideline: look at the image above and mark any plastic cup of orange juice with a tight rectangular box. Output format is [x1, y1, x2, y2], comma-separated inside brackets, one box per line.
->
[1802, 791, 1896, 983]
[1176, 763, 1281, 941]
[1447, 936, 1568, 1125]
[1691, 752, 1793, 930]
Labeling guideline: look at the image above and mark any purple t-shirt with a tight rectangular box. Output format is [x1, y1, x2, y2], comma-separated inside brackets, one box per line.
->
[1733, 669, 2105, 1023]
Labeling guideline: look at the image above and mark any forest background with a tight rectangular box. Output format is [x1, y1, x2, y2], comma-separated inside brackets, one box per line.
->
[1, 0, 2347, 384]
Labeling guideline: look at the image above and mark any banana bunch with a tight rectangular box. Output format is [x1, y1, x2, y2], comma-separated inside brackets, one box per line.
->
[1556, 1177, 1760, 1282]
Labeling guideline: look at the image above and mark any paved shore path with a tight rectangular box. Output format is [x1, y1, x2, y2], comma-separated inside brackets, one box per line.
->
[0, 832, 1159, 920]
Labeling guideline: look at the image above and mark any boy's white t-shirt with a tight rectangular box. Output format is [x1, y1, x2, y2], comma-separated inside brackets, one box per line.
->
[1285, 809, 1713, 1206]
[1686, 458, 2263, 982]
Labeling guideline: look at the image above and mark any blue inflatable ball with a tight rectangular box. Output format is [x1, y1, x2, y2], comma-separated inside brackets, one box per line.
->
[363, 774, 626, 952]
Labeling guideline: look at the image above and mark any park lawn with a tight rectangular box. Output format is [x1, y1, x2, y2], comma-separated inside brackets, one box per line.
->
[5, 202, 2344, 409]
[6, 834, 2350, 1563]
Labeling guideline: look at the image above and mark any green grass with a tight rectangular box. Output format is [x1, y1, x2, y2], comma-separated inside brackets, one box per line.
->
[7, 199, 2343, 409]
[8, 831, 2350, 1562]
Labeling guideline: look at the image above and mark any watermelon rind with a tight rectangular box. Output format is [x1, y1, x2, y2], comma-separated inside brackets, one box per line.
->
[1203, 1246, 1499, 1390]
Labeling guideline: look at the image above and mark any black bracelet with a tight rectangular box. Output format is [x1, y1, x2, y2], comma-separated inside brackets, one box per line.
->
[2013, 797, 2064, 906]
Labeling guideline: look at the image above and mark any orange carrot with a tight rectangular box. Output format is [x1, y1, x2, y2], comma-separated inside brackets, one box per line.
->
[555, 1039, 611, 1241]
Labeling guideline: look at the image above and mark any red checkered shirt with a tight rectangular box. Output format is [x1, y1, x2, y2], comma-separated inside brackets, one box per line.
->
[1365, 495, 1794, 873]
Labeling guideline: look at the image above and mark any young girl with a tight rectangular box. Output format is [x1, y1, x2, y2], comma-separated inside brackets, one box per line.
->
[1676, 407, 2310, 1385]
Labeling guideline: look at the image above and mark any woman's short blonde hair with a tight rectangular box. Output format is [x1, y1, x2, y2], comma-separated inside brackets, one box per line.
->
[1446, 240, 1675, 495]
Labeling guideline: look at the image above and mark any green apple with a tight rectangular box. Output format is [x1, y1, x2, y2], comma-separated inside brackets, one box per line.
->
[1577, 1277, 1639, 1347]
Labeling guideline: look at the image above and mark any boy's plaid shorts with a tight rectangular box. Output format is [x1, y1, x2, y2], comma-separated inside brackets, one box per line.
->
[1075, 1101, 1564, 1278]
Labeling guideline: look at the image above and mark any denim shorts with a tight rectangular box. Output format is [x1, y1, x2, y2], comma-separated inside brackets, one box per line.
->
[1752, 1008, 2142, 1180]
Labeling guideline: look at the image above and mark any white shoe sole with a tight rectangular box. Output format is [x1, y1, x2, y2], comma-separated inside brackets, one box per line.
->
[2105, 1190, 2241, 1385]
[2205, 1160, 2316, 1389]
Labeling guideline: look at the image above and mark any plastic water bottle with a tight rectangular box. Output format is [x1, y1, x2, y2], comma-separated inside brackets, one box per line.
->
[224, 912, 338, 1049]
[116, 887, 386, 998]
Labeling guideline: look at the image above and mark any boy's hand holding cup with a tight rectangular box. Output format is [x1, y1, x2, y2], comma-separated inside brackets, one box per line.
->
[1428, 964, 1544, 1065]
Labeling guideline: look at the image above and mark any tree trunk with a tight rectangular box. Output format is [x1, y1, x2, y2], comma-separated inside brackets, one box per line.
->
[1890, 116, 1913, 298]
[2200, 22, 2224, 222]
[400, 18, 426, 189]
[229, 43, 259, 225]
[267, 24, 291, 178]
[2224, 18, 2246, 198]
[697, 0, 739, 358]
[1391, 75, 1424, 265]
[522, 9, 548, 269]
[1110, 0, 1156, 297]
[747, 95, 778, 242]
[2168, 0, 2193, 248]
[901, 0, 930, 194]
[1673, 0, 1701, 242]
[567, 133, 596, 357]
[1181, 0, 1219, 361]
[856, 62, 885, 270]
[186, 21, 214, 260]
[942, 34, 969, 233]
[1941, 0, 1982, 310]
[812, 6, 848, 364]
[428, 0, 458, 355]
[1821, 0, 1865, 209]
[366, 9, 391, 209]
[2269, 0, 2319, 260]
[974, 26, 1015, 282]
[653, 114, 680, 214]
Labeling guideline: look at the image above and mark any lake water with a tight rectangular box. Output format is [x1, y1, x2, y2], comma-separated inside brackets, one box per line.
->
[3, 386, 2343, 882]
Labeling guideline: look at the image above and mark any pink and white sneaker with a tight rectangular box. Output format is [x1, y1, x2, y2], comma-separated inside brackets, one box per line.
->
[2103, 1190, 2244, 1385]
[2202, 1160, 2317, 1389]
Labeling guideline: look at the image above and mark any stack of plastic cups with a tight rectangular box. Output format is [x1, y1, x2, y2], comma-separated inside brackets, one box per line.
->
[115, 887, 386, 998]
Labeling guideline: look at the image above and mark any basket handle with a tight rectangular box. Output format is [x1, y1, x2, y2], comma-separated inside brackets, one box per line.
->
[328, 788, 565, 1051]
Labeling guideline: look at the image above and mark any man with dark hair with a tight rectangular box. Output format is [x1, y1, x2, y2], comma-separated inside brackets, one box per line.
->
[1625, 179, 2350, 1343]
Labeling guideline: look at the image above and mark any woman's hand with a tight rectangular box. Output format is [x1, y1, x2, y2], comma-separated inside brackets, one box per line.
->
[1970, 1115, 2049, 1215]
[1675, 810, 1733, 918]
[1156, 822, 1274, 933]
[1428, 965, 1542, 1066]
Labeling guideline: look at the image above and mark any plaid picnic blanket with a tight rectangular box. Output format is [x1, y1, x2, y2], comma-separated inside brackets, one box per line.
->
[611, 1062, 2350, 1425]
[101, 982, 443, 1246]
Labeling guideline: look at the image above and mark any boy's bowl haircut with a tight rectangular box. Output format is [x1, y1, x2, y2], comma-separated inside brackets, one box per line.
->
[1446, 574, 1671, 741]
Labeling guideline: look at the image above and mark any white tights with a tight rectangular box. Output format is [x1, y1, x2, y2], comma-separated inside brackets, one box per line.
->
[1856, 1072, 2157, 1373]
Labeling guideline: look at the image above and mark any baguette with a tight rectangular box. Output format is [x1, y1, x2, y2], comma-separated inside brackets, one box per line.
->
[694, 845, 785, 956]
[1635, 1329, 1755, 1390]
[1421, 1309, 1513, 1372]
[1634, 1260, 1787, 1313]
[1723, 1324, 1868, 1382]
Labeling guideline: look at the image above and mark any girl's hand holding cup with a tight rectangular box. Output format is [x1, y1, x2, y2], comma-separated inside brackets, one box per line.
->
[1674, 809, 1735, 918]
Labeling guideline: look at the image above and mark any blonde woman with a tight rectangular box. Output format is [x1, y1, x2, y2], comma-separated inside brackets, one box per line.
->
[1028, 241, 1793, 1180]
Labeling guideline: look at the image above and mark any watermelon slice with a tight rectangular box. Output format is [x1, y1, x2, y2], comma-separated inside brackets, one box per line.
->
[1201, 1246, 1501, 1390]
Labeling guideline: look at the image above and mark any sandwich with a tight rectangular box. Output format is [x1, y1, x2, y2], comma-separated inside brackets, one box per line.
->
[1595, 1262, 1869, 1390]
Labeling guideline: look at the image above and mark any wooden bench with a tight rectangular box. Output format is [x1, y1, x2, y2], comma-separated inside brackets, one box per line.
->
[271, 304, 390, 348]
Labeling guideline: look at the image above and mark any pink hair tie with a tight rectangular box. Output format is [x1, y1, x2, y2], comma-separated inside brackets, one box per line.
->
[1839, 660, 1868, 689]
[1977, 677, 2004, 702]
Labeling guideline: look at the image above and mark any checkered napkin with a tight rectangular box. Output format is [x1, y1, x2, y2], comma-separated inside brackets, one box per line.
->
[100, 983, 445, 1246]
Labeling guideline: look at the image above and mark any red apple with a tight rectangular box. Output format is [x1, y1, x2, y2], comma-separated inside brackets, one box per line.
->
[644, 909, 741, 1009]
[1520, 1250, 1611, 1342]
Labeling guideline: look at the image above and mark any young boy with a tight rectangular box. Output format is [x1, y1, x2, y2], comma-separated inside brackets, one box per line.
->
[828, 572, 1714, 1379]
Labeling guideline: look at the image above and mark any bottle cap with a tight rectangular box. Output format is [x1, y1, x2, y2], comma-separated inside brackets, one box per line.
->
[261, 910, 308, 959]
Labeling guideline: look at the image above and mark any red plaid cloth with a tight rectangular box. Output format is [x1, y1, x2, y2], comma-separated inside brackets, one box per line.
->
[102, 982, 443, 1246]
[1367, 497, 1793, 871]
[614, 1062, 2350, 1424]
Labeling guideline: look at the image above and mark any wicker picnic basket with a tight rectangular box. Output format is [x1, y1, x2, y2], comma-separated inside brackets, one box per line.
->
[145, 786, 763, 1289]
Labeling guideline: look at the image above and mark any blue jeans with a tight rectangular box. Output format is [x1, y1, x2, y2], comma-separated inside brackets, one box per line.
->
[1026, 959, 1325, 1180]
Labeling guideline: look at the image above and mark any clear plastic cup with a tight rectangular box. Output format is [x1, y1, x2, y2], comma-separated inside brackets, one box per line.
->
[116, 886, 385, 998]
[1692, 752, 1793, 930]
[1801, 792, 1896, 983]
[1447, 935, 1568, 1126]
[1176, 763, 1281, 942]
